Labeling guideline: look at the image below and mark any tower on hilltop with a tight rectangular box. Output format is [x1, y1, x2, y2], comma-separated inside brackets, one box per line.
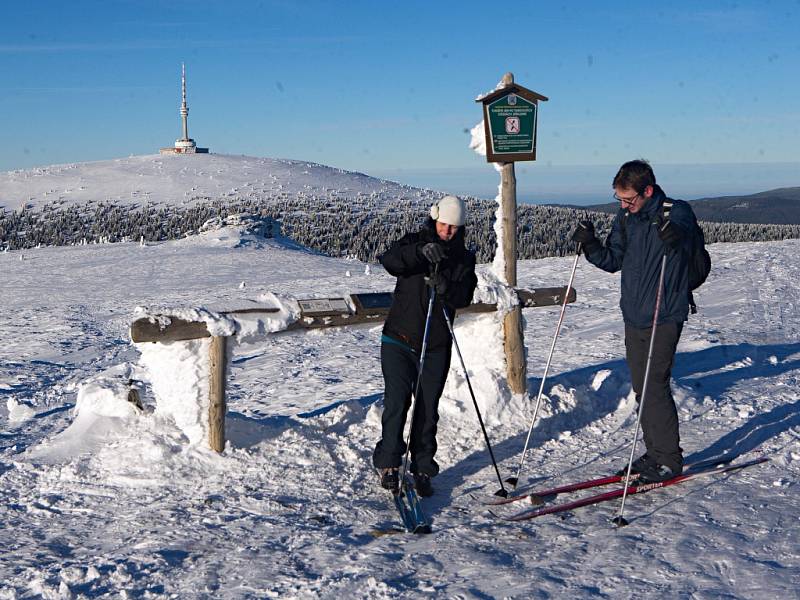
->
[160, 63, 209, 154]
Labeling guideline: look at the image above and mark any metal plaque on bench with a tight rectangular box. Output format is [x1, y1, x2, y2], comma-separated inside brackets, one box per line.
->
[298, 298, 351, 317]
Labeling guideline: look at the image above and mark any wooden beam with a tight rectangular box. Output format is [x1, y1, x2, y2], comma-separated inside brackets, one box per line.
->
[286, 312, 386, 331]
[130, 317, 211, 343]
[208, 336, 227, 453]
[129, 287, 577, 343]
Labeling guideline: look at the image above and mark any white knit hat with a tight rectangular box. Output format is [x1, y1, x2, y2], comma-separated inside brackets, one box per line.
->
[430, 195, 466, 226]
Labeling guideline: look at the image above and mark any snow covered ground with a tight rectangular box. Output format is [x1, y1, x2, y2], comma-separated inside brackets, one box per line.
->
[0, 154, 429, 212]
[1, 226, 798, 598]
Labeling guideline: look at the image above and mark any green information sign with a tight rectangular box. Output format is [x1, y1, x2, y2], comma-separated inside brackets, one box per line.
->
[487, 93, 537, 155]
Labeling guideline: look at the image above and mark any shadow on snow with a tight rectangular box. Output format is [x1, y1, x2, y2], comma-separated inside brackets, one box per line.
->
[225, 392, 382, 449]
[431, 340, 800, 513]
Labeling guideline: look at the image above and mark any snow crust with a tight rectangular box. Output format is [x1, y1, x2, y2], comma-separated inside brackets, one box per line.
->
[132, 290, 299, 447]
[137, 339, 212, 446]
[233, 292, 300, 342]
[6, 397, 36, 422]
[469, 115, 515, 291]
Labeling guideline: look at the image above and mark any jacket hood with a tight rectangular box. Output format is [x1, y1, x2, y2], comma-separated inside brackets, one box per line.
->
[642, 185, 667, 218]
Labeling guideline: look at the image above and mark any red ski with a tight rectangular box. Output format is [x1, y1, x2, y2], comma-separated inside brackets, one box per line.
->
[479, 455, 738, 507]
[492, 456, 768, 522]
[480, 473, 636, 506]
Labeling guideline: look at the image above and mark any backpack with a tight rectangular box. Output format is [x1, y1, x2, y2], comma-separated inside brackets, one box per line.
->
[621, 198, 711, 314]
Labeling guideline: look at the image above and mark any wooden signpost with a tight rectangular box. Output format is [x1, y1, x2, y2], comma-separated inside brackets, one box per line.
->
[477, 72, 548, 395]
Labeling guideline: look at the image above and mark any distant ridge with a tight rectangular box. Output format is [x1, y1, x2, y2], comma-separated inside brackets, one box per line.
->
[689, 188, 800, 224]
[557, 187, 800, 225]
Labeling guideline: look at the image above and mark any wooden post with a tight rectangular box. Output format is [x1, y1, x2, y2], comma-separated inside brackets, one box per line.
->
[478, 70, 547, 395]
[500, 159, 527, 394]
[208, 336, 227, 452]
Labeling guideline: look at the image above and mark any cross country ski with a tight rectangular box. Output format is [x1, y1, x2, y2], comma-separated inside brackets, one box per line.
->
[478, 455, 741, 507]
[491, 457, 768, 522]
[392, 473, 432, 534]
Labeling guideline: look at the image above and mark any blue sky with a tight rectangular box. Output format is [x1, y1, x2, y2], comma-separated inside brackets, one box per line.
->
[1, 1, 798, 203]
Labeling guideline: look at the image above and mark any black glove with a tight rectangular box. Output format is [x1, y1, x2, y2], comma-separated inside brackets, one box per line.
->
[658, 219, 683, 249]
[450, 262, 469, 282]
[571, 221, 602, 254]
[420, 242, 447, 264]
[425, 272, 448, 296]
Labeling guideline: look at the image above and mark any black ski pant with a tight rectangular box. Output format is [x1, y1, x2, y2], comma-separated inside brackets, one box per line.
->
[625, 321, 684, 472]
[372, 341, 451, 477]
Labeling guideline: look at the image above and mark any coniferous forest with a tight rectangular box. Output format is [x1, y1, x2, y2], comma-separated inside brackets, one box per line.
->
[2, 193, 799, 263]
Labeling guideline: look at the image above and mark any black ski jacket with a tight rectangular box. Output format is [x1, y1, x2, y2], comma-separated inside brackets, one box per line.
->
[585, 185, 693, 328]
[380, 219, 478, 353]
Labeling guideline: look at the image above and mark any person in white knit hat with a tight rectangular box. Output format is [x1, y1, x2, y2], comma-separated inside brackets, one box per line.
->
[431, 194, 466, 228]
[372, 195, 477, 497]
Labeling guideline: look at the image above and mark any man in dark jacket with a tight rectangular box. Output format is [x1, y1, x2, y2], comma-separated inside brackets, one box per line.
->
[373, 195, 478, 497]
[572, 160, 696, 483]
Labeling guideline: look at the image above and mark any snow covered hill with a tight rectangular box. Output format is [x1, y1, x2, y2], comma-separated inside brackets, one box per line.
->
[0, 154, 430, 212]
[1, 228, 798, 598]
[3, 155, 799, 269]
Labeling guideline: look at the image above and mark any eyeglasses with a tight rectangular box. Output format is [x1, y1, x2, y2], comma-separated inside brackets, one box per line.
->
[613, 192, 640, 206]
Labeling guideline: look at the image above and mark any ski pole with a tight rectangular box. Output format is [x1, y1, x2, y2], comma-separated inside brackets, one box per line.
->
[612, 252, 668, 528]
[400, 267, 438, 487]
[507, 245, 582, 491]
[441, 306, 508, 497]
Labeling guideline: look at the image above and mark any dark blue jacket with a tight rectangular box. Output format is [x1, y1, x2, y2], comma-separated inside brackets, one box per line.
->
[585, 186, 693, 328]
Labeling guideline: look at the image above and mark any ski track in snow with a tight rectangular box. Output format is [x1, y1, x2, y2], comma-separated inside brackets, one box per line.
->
[1, 233, 799, 599]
